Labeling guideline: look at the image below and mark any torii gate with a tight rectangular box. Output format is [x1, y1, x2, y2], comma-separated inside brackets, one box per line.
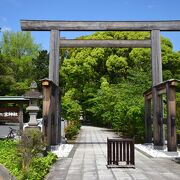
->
[21, 20, 180, 148]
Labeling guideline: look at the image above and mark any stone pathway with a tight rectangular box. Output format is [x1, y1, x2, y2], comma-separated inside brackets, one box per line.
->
[0, 164, 16, 180]
[45, 126, 180, 180]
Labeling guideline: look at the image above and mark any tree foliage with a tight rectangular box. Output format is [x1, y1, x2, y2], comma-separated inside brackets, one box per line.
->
[0, 31, 40, 95]
[0, 52, 14, 95]
[60, 31, 180, 140]
[61, 88, 82, 121]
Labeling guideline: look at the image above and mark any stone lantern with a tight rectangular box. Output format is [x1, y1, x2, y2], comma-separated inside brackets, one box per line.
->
[24, 81, 42, 129]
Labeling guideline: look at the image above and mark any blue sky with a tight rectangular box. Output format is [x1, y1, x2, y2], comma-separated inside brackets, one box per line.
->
[1, 0, 180, 51]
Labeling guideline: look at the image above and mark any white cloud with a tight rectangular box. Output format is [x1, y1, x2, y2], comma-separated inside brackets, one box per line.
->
[1, 26, 12, 32]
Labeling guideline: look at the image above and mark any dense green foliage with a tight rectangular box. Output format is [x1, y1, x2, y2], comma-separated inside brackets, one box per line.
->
[31, 50, 49, 90]
[62, 88, 82, 121]
[0, 140, 20, 176]
[28, 152, 57, 180]
[0, 31, 40, 95]
[60, 31, 180, 140]
[65, 122, 80, 140]
[0, 138, 57, 180]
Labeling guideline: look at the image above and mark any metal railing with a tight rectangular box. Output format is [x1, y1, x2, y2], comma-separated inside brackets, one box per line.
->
[107, 138, 135, 168]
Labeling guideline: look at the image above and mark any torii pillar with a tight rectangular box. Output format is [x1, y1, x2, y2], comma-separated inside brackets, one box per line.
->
[151, 30, 164, 149]
[45, 30, 61, 146]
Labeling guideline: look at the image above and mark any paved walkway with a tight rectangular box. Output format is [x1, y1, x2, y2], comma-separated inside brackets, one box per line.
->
[0, 163, 16, 180]
[45, 126, 180, 180]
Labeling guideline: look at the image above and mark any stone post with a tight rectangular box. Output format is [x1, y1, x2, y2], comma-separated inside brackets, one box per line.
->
[24, 81, 41, 130]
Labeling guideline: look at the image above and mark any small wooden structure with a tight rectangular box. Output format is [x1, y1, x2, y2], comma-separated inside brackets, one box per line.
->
[0, 96, 29, 130]
[144, 79, 179, 151]
[107, 138, 135, 168]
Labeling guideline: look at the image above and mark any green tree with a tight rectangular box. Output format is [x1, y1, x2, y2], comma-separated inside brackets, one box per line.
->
[61, 88, 82, 121]
[161, 37, 180, 80]
[32, 50, 49, 90]
[60, 31, 179, 140]
[106, 55, 128, 80]
[0, 31, 40, 95]
[0, 52, 14, 95]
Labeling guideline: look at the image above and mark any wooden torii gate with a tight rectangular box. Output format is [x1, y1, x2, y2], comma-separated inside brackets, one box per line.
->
[21, 20, 180, 147]
[144, 79, 179, 151]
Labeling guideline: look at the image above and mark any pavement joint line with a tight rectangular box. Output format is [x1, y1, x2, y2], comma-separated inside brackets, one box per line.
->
[63, 133, 83, 180]
[97, 127, 118, 180]
[92, 128, 101, 180]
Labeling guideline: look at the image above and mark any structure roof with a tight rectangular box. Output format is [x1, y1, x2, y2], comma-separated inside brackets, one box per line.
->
[0, 96, 29, 102]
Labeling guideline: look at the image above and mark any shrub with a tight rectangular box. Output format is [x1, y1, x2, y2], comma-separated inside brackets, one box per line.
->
[17, 129, 45, 175]
[0, 136, 57, 180]
[27, 152, 57, 180]
[65, 123, 79, 140]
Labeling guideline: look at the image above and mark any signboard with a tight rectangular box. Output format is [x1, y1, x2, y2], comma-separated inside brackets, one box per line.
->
[0, 107, 19, 122]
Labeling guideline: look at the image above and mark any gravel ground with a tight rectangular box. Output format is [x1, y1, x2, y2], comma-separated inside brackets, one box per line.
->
[135, 144, 180, 158]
